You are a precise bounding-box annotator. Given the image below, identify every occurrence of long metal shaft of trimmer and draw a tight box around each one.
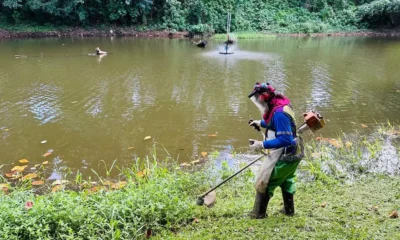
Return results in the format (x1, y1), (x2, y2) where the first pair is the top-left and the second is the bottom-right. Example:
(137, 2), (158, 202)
(200, 154), (265, 198)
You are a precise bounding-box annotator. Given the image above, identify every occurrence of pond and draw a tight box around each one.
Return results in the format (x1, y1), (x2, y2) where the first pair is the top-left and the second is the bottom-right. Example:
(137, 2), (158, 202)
(0, 36), (399, 174)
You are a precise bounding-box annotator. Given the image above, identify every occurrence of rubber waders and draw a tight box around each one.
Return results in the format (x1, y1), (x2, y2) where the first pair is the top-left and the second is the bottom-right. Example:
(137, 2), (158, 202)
(249, 191), (270, 219)
(282, 191), (295, 216)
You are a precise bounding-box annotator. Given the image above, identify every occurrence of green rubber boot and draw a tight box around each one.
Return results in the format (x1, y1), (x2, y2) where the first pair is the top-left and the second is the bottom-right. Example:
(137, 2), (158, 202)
(249, 191), (270, 219)
(282, 191), (295, 216)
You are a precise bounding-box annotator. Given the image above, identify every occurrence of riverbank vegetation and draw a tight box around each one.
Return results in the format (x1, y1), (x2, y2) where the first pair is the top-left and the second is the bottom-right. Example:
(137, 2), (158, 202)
(0, 124), (399, 239)
(0, 0), (400, 35)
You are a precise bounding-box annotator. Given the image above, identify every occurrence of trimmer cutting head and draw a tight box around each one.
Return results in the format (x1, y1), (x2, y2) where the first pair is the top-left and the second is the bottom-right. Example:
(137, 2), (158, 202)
(196, 191), (216, 208)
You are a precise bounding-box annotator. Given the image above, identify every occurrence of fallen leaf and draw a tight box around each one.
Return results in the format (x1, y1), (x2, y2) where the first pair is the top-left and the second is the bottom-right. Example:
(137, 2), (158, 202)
(41, 140), (47, 144)
(111, 181), (127, 190)
(25, 201), (33, 210)
(144, 136), (152, 141)
(32, 180), (44, 186)
(42, 161), (49, 165)
(3, 128), (9, 132)
(11, 165), (27, 172)
(137, 169), (149, 178)
(350, 122), (356, 125)
(52, 180), (69, 186)
(71, 101), (78, 104)
(127, 147), (135, 150)
(201, 152), (208, 157)
(208, 134), (217, 137)
(345, 142), (353, 148)
(102, 181), (114, 186)
(315, 137), (322, 141)
(180, 163), (191, 167)
(191, 160), (201, 165)
(361, 124), (368, 128)
(89, 186), (106, 192)
(0, 183), (9, 194)
(22, 173), (38, 181)
(43, 152), (52, 157)
(248, 227), (254, 232)
(321, 202), (327, 208)
(19, 159), (29, 164)
(389, 211), (398, 219)
(52, 185), (64, 192)
(371, 206), (379, 211)
(193, 218), (200, 223)
(146, 229), (152, 238)
(34, 164), (41, 168)
(329, 139), (342, 148)
(5, 171), (21, 179)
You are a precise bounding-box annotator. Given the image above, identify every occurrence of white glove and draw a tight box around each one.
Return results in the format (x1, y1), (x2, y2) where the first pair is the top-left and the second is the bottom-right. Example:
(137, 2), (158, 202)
(249, 139), (264, 151)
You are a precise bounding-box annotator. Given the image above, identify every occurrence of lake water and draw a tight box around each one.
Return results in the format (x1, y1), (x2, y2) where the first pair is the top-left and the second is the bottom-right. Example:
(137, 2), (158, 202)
(0, 36), (399, 174)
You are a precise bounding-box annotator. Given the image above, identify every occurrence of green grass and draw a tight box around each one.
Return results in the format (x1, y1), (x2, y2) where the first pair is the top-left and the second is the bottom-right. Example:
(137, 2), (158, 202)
(158, 176), (400, 239)
(0, 124), (399, 239)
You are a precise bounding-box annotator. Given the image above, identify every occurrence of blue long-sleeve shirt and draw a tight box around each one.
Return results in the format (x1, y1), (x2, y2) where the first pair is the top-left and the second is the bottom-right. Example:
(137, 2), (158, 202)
(260, 112), (295, 149)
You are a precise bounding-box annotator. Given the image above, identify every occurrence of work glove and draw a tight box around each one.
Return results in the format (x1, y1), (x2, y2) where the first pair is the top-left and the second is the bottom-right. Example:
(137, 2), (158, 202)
(248, 119), (262, 131)
(249, 139), (265, 152)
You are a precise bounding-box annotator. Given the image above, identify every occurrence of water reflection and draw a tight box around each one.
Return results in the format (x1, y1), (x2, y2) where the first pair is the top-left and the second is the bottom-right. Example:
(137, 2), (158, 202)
(24, 83), (63, 125)
(0, 37), (399, 173)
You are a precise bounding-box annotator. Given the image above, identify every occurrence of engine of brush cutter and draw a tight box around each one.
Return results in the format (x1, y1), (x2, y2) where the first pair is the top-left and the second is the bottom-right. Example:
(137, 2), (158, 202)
(298, 110), (325, 134)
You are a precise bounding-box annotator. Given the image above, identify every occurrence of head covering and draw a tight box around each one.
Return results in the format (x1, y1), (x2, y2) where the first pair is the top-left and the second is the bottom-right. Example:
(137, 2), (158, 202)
(248, 82), (291, 123)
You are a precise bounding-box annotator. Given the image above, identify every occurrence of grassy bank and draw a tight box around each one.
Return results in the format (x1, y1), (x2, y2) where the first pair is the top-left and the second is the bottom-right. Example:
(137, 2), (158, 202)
(1, 124), (400, 239)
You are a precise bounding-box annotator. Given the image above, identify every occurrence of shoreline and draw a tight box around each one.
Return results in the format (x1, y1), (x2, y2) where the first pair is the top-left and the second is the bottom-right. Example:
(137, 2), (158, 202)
(1, 27), (400, 39)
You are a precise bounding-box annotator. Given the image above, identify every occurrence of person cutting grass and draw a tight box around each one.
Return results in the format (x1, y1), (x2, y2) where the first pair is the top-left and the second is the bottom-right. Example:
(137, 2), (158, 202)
(248, 82), (304, 219)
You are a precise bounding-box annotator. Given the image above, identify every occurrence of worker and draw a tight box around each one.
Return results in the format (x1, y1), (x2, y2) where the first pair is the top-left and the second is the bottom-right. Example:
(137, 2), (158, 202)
(248, 82), (304, 219)
(95, 47), (107, 55)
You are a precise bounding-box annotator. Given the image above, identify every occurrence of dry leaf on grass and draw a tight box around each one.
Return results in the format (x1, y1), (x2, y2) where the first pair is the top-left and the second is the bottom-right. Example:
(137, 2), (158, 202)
(208, 134), (217, 137)
(345, 141), (353, 148)
(52, 185), (64, 192)
(52, 180), (69, 186)
(137, 169), (149, 178)
(111, 181), (127, 190)
(361, 124), (368, 128)
(144, 136), (152, 141)
(0, 183), (9, 194)
(32, 180), (44, 186)
(201, 152), (208, 157)
(321, 202), (327, 208)
(42, 161), (49, 165)
(11, 165), (27, 172)
(329, 139), (342, 148)
(389, 211), (398, 219)
(22, 173), (38, 181)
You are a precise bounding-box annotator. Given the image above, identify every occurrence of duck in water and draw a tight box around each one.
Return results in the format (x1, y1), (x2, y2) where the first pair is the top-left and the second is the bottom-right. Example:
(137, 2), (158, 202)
(95, 47), (107, 55)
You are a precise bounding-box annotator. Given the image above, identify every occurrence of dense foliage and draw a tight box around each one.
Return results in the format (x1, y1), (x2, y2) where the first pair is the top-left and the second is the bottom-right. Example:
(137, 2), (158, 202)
(0, 0), (399, 33)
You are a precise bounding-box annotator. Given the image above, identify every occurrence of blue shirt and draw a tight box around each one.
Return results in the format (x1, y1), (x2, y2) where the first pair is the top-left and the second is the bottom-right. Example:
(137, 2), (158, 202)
(260, 112), (295, 149)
